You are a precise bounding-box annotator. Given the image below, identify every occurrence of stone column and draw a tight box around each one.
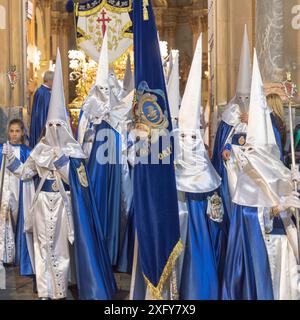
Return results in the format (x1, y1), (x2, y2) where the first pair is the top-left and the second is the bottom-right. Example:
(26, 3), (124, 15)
(215, 0), (229, 106)
(153, 7), (164, 36)
(256, 0), (284, 83)
(176, 10), (193, 93)
(191, 13), (201, 52)
(0, 0), (26, 109)
(61, 13), (74, 104)
(0, 0), (9, 111)
(51, 11), (61, 59)
(163, 10), (177, 50)
(213, 0), (255, 105)
(228, 0), (255, 98)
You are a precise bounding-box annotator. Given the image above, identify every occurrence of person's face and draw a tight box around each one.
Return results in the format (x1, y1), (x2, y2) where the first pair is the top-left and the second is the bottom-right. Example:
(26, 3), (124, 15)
(45, 79), (53, 89)
(8, 124), (24, 144)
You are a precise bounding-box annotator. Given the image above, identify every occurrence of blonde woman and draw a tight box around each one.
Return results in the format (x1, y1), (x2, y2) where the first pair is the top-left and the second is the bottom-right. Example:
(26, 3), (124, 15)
(266, 93), (286, 161)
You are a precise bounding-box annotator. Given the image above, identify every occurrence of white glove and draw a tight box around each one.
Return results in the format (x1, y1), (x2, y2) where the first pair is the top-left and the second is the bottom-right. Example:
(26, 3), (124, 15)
(280, 192), (300, 210)
(53, 147), (64, 159)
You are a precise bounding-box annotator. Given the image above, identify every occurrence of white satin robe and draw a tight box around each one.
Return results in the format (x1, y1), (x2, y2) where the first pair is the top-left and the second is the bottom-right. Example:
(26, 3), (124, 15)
(0, 146), (21, 266)
(11, 156), (74, 299)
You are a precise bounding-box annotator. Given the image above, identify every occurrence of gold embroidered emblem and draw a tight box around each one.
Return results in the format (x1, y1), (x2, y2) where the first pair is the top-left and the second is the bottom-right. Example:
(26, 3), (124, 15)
(77, 163), (89, 188)
(238, 135), (246, 146)
(52, 181), (59, 192)
(207, 193), (224, 223)
(133, 92), (168, 141)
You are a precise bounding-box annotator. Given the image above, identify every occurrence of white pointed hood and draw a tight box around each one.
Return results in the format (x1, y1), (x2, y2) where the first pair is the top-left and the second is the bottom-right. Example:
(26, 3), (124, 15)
(80, 31), (110, 116)
(247, 49), (277, 147)
(222, 25), (252, 125)
(176, 34), (221, 193)
(119, 54), (134, 99)
(77, 34), (110, 144)
(232, 49), (292, 208)
(108, 69), (122, 97)
(31, 48), (86, 169)
(167, 50), (174, 82)
(109, 83), (121, 108)
(96, 31), (109, 89)
(167, 50), (180, 128)
(179, 35), (203, 131)
(236, 25), (252, 97)
(47, 49), (68, 123)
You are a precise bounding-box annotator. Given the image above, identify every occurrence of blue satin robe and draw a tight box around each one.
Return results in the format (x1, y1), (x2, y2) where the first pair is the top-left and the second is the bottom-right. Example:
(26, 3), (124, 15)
(222, 205), (274, 300)
(69, 158), (117, 300)
(211, 121), (234, 220)
(213, 117), (283, 300)
(117, 200), (135, 274)
(180, 191), (221, 300)
(87, 121), (122, 267)
(0, 144), (34, 276)
(29, 85), (51, 148)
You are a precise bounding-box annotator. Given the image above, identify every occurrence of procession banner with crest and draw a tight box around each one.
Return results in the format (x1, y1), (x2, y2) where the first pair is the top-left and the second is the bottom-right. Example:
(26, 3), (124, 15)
(132, 0), (182, 300)
(75, 0), (133, 63)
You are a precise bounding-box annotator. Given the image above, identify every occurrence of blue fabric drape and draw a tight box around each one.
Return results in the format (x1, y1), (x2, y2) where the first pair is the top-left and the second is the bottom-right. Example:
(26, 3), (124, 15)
(211, 121), (233, 221)
(132, 0), (181, 290)
(69, 158), (116, 300)
(29, 85), (51, 148)
(222, 205), (274, 300)
(14, 145), (34, 276)
(117, 201), (135, 273)
(87, 121), (122, 266)
(180, 192), (219, 300)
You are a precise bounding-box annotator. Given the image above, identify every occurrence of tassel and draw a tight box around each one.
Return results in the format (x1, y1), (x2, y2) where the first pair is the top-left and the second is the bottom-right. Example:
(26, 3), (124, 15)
(143, 0), (149, 21)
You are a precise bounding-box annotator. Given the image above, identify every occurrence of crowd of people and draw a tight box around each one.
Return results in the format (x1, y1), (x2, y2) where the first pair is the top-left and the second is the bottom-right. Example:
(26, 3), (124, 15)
(0, 9), (299, 300)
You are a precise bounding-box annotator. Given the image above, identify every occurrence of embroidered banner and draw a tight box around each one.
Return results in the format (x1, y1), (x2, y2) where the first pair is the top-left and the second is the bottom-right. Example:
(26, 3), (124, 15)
(76, 0), (132, 63)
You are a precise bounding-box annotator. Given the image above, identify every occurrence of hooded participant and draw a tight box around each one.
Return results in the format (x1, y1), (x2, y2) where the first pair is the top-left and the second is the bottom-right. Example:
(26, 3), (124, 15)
(86, 78), (134, 267)
(6, 49), (116, 300)
(77, 31), (126, 159)
(222, 50), (300, 300)
(175, 34), (228, 299)
(167, 50), (180, 129)
(211, 25), (252, 218)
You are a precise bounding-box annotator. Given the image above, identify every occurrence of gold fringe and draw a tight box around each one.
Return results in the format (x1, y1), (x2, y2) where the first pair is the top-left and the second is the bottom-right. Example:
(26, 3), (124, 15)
(143, 239), (183, 300)
(76, 1), (132, 17)
(77, 27), (92, 40)
(122, 21), (133, 39)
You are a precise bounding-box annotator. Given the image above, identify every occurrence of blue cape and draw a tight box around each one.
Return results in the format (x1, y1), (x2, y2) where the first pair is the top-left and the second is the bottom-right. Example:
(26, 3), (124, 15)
(87, 121), (122, 266)
(29, 85), (51, 148)
(69, 158), (117, 300)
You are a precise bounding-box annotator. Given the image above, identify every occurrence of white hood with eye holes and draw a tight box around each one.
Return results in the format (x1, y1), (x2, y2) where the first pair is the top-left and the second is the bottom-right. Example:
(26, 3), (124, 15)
(176, 34), (221, 193)
(30, 49), (87, 171)
(222, 25), (252, 126)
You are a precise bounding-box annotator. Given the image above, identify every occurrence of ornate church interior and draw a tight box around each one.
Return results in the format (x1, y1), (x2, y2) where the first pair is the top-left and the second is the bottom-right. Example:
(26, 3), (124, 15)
(0, 0), (300, 302)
